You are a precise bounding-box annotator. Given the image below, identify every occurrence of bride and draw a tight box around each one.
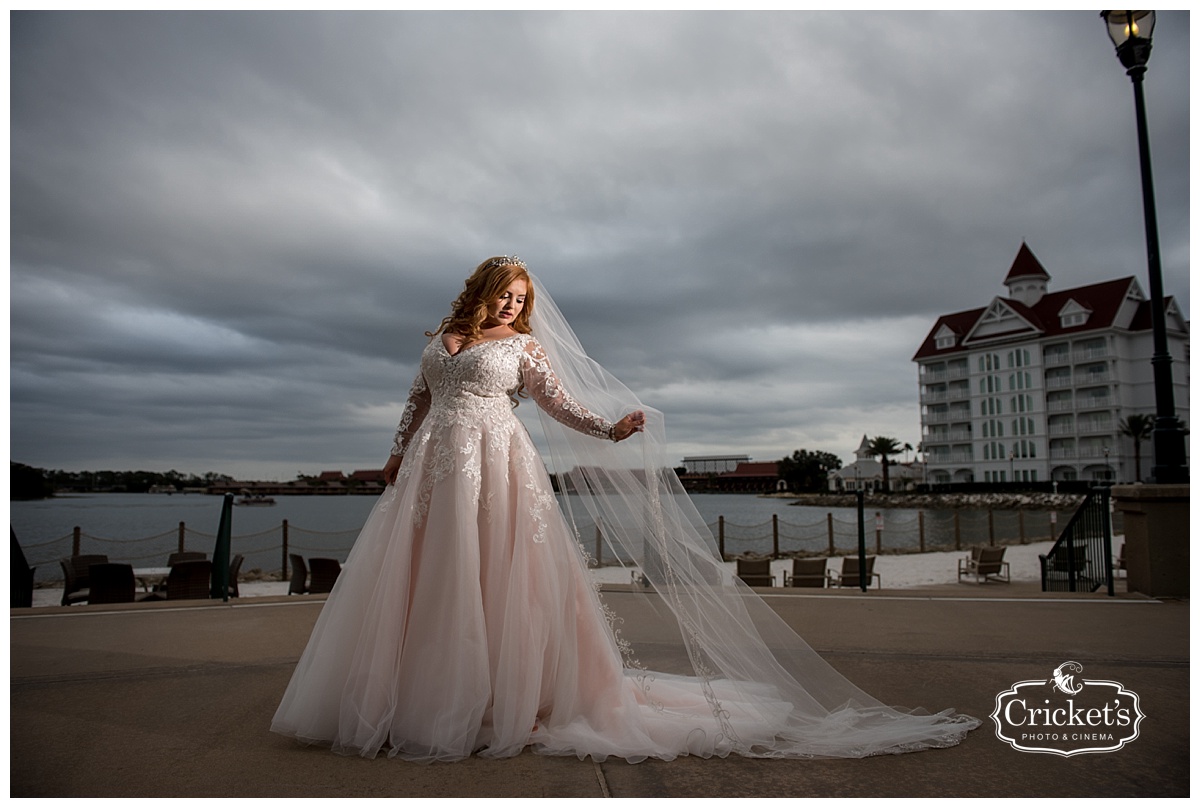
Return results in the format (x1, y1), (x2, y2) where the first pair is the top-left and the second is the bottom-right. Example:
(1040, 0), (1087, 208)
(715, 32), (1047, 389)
(270, 256), (979, 763)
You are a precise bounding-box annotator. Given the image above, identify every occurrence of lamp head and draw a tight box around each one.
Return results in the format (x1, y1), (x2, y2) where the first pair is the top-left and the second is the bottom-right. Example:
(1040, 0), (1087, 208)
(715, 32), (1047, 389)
(1101, 10), (1155, 70)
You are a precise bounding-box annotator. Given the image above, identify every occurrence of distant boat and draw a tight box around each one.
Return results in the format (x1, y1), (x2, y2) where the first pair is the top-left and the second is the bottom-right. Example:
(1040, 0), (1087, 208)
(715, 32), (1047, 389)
(235, 493), (276, 506)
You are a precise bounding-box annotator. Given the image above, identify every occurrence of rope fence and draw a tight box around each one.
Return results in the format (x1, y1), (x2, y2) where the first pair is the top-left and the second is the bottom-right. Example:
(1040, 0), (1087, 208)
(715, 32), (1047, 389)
(22, 505), (1101, 584)
(706, 507), (1092, 560)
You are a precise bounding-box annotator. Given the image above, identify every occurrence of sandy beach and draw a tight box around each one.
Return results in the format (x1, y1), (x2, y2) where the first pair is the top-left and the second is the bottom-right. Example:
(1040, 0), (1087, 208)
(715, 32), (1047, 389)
(31, 540), (1080, 607)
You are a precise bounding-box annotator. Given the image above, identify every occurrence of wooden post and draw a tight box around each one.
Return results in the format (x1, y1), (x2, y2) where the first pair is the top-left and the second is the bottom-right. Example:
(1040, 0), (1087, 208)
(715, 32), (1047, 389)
(281, 519), (289, 579)
(827, 513), (834, 556)
(875, 512), (882, 554)
(988, 510), (995, 546)
(918, 511), (925, 553)
(772, 514), (779, 558)
(954, 512), (961, 551)
(718, 516), (725, 559)
(1018, 511), (1026, 544)
(72, 526), (81, 556)
(178, 521), (186, 552)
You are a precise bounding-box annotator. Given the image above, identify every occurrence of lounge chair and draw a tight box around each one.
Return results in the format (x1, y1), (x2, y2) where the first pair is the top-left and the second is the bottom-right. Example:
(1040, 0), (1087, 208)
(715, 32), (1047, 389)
(958, 546), (1011, 584)
(11, 529), (35, 608)
(827, 556), (881, 589)
(288, 554), (309, 595)
(165, 559), (212, 600)
(735, 556), (775, 587)
(308, 558), (342, 594)
(87, 563), (139, 604)
(229, 553), (244, 597)
(783, 557), (828, 588)
(59, 554), (109, 606)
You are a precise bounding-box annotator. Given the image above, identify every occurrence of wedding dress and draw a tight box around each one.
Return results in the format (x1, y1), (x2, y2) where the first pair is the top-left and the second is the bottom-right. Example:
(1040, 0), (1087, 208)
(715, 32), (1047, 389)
(271, 276), (979, 764)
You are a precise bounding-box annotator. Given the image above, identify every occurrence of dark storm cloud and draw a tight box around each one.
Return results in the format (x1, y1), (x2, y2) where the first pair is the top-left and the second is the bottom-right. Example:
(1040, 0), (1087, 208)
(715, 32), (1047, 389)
(10, 10), (1190, 479)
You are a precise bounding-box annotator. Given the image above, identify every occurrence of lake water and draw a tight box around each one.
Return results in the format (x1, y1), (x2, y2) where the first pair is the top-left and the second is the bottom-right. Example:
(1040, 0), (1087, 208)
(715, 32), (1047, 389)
(13, 491), (1064, 583)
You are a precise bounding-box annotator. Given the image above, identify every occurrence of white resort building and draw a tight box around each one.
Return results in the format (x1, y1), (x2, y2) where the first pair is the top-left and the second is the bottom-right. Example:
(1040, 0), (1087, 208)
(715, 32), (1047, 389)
(681, 455), (751, 474)
(913, 244), (1189, 486)
(828, 436), (924, 493)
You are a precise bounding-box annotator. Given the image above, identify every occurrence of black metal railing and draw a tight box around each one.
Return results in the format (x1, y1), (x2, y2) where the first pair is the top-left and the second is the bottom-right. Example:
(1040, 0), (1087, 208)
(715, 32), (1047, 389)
(1039, 487), (1114, 595)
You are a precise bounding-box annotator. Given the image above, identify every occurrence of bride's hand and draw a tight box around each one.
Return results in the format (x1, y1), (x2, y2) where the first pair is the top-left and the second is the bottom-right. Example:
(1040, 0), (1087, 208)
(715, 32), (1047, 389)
(612, 411), (646, 442)
(383, 454), (403, 485)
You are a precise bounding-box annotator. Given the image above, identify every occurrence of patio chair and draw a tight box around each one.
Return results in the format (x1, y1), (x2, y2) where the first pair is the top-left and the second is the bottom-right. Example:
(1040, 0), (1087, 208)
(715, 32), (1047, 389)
(827, 556), (881, 589)
(59, 554), (109, 606)
(167, 551), (206, 566)
(735, 556), (775, 587)
(11, 529), (35, 608)
(165, 559), (212, 600)
(309, 558), (342, 594)
(288, 554), (309, 595)
(87, 563), (138, 604)
(783, 557), (828, 588)
(958, 546), (1011, 584)
(228, 553), (244, 597)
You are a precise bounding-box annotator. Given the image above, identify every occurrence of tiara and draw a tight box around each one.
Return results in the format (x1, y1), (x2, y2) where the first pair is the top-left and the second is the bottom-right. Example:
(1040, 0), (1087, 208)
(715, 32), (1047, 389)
(484, 255), (527, 270)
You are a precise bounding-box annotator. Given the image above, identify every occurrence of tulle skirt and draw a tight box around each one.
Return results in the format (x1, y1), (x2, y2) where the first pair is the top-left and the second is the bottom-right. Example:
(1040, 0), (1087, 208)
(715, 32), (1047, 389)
(271, 410), (977, 763)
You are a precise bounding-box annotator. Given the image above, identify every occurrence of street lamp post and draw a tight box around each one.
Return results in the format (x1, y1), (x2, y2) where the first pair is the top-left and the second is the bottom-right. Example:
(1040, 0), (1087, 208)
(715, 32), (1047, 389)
(1100, 11), (1188, 484)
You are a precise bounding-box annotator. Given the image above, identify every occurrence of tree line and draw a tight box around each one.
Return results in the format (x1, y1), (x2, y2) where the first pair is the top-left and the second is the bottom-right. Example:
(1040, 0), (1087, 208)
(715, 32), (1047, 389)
(10, 463), (234, 500)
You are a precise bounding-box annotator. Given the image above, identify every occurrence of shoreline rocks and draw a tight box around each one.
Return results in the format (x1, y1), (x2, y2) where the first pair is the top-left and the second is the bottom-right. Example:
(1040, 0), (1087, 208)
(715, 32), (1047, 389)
(765, 491), (1084, 511)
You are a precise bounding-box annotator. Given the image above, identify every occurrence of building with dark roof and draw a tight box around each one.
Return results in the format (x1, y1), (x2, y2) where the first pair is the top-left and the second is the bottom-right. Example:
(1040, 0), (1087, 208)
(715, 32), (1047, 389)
(913, 244), (1189, 485)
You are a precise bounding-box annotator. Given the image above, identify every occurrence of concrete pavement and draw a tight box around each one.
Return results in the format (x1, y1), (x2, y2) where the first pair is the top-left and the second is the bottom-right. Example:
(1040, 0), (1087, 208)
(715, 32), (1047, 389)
(10, 582), (1188, 798)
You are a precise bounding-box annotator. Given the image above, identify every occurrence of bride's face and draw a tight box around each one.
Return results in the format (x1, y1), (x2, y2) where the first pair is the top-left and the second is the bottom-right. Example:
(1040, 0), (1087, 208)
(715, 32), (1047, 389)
(484, 278), (527, 328)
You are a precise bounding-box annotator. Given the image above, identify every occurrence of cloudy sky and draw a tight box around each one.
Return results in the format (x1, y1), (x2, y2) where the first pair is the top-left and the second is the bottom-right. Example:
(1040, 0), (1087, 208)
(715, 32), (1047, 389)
(10, 10), (1191, 481)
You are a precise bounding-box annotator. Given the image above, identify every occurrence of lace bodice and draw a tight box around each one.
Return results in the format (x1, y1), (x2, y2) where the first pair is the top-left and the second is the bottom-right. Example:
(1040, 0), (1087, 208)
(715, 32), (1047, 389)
(391, 333), (614, 456)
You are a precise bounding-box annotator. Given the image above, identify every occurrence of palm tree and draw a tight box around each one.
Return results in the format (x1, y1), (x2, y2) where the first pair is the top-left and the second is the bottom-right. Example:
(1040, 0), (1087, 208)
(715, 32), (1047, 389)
(1119, 414), (1155, 482)
(867, 436), (902, 493)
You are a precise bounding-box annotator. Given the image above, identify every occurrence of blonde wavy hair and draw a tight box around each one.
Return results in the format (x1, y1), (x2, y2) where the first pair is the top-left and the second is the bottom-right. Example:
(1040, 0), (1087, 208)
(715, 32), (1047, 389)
(428, 257), (535, 343)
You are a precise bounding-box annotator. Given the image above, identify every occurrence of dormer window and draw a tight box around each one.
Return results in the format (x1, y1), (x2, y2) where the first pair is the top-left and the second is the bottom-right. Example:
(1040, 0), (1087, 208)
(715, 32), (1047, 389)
(1058, 299), (1092, 329)
(934, 324), (957, 350)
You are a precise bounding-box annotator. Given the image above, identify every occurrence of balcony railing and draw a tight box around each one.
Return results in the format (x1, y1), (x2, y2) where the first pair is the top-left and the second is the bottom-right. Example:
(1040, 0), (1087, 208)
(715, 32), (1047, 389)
(1049, 448), (1077, 460)
(1048, 424), (1076, 436)
(1047, 400), (1074, 412)
(1073, 348), (1110, 362)
(1075, 371), (1111, 385)
(1046, 376), (1073, 389)
(1043, 351), (1071, 366)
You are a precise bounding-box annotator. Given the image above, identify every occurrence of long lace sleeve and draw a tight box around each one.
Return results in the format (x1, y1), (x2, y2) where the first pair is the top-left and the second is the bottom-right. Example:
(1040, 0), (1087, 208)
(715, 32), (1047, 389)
(390, 370), (432, 456)
(519, 337), (615, 441)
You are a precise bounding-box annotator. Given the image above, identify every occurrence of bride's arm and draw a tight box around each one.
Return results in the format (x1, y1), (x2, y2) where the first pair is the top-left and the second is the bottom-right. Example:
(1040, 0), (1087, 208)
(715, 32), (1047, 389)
(384, 370), (432, 484)
(519, 338), (644, 441)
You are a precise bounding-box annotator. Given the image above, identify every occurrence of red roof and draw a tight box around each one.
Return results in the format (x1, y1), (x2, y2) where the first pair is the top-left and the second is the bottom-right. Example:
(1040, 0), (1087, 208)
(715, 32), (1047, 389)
(317, 471), (345, 481)
(1003, 242), (1051, 283)
(914, 275), (1142, 360)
